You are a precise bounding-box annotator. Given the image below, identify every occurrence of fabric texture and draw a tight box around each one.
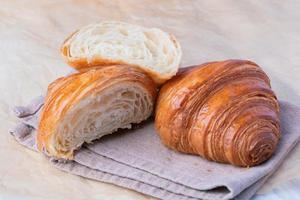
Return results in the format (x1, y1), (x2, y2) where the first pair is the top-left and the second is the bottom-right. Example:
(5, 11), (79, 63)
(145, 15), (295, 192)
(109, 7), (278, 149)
(9, 96), (300, 200)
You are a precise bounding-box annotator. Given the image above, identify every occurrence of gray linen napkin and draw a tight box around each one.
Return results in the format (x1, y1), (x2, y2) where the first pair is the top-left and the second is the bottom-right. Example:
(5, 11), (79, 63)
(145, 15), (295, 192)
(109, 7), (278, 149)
(9, 96), (300, 200)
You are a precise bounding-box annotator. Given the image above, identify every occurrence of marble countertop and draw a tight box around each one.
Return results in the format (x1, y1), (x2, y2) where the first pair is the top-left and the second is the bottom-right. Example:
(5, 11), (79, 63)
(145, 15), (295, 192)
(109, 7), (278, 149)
(0, 0), (300, 199)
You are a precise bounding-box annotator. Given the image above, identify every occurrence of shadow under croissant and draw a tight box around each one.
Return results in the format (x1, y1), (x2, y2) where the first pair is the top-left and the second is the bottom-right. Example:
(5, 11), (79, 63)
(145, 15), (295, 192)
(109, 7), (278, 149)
(78, 116), (277, 168)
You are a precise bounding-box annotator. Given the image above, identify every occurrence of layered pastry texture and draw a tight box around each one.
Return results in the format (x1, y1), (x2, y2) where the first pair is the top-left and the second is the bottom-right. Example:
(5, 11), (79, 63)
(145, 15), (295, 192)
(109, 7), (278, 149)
(155, 60), (280, 167)
(61, 21), (182, 85)
(38, 65), (157, 159)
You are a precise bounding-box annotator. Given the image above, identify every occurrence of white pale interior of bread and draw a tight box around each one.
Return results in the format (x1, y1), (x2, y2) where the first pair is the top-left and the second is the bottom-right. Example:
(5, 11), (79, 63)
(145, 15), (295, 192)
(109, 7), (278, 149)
(50, 84), (153, 156)
(68, 22), (182, 77)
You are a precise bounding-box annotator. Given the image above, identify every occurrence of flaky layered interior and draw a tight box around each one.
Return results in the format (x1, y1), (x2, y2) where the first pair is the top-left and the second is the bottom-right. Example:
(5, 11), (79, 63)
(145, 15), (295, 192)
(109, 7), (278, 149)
(38, 65), (156, 160)
(47, 84), (153, 159)
(64, 21), (182, 78)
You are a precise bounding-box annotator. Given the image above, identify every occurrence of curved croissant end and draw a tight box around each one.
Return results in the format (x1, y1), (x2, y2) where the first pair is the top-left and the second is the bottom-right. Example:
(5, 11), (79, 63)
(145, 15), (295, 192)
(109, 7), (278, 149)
(61, 21), (182, 85)
(38, 65), (157, 159)
(155, 60), (280, 167)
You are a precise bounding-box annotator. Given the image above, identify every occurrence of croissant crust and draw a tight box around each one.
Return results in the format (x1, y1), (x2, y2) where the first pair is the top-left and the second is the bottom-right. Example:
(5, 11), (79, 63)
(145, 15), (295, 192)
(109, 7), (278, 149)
(155, 60), (280, 167)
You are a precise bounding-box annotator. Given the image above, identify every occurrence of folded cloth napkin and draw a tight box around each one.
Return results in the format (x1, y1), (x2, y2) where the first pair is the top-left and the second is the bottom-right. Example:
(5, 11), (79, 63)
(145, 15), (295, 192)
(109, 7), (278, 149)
(9, 96), (300, 200)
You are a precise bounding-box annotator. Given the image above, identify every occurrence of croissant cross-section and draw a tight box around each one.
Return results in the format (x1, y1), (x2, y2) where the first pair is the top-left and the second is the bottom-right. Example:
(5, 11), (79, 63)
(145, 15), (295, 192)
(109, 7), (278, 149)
(38, 65), (157, 159)
(155, 60), (280, 167)
(61, 21), (182, 85)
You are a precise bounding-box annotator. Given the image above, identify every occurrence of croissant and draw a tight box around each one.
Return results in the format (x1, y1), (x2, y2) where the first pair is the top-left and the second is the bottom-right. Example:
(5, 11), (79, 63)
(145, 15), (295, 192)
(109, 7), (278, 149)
(38, 65), (157, 159)
(61, 21), (182, 85)
(155, 60), (280, 167)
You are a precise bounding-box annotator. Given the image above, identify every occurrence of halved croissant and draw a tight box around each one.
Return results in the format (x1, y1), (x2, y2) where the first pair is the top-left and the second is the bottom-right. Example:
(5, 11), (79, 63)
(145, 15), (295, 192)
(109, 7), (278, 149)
(38, 65), (157, 159)
(61, 21), (182, 85)
(155, 60), (280, 167)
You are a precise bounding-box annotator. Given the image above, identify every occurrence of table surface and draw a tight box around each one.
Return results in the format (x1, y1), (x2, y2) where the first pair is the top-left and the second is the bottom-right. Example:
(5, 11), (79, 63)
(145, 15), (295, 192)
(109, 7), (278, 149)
(1, 0), (300, 199)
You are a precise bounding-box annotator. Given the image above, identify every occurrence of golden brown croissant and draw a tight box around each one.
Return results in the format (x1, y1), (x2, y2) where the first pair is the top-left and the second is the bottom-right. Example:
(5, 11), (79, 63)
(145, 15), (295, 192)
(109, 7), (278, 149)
(38, 65), (157, 159)
(155, 60), (280, 167)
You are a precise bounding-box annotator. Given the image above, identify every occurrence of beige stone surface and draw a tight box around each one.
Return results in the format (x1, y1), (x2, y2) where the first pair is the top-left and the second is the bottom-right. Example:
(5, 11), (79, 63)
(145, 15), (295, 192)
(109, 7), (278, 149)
(0, 0), (300, 199)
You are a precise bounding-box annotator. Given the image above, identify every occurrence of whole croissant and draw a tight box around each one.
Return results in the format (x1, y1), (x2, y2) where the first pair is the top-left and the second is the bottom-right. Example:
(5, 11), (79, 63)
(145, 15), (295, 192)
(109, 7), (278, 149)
(38, 65), (157, 159)
(155, 60), (280, 167)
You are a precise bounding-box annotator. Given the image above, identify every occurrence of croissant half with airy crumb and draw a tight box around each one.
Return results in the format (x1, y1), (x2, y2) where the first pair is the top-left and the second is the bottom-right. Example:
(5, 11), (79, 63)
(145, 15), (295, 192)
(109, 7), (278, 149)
(38, 65), (157, 159)
(155, 60), (280, 167)
(61, 21), (182, 85)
